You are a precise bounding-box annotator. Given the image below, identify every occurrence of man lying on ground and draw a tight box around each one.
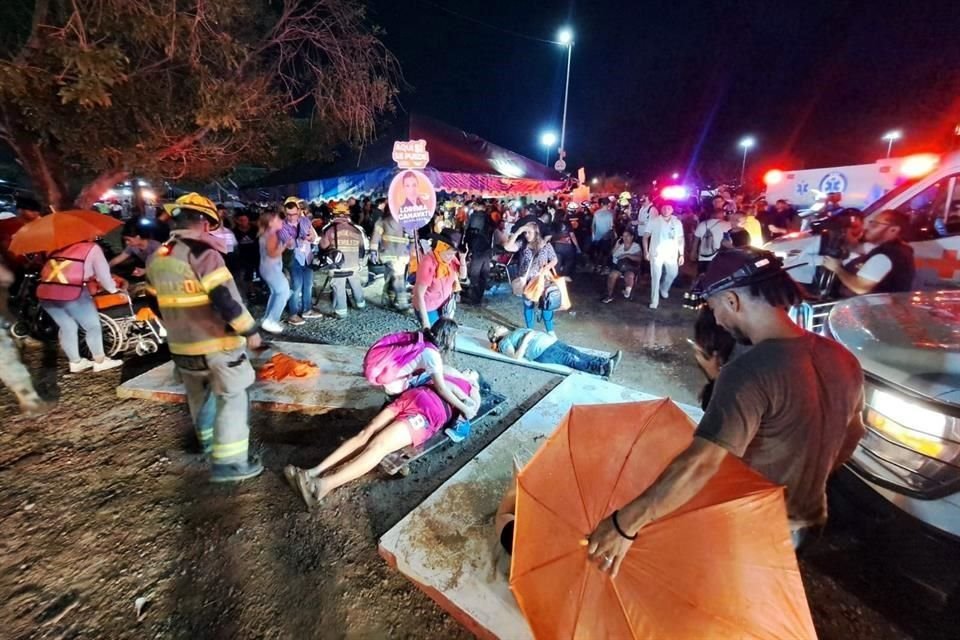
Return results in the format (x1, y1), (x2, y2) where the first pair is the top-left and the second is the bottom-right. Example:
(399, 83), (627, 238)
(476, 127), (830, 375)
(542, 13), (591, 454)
(486, 324), (622, 378)
(285, 368), (481, 508)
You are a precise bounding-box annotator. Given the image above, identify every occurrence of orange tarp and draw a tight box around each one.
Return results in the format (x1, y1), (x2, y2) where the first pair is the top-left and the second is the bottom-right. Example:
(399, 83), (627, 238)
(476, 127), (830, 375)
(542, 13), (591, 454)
(510, 399), (816, 639)
(257, 353), (320, 382)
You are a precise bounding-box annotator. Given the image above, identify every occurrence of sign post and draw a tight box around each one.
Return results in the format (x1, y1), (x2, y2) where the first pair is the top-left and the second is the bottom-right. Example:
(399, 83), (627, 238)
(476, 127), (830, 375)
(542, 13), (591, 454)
(389, 139), (437, 267)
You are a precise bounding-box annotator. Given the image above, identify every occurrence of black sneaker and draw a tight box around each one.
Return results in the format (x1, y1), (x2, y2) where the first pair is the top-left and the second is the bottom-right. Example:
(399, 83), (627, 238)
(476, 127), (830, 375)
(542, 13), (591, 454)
(210, 456), (264, 483)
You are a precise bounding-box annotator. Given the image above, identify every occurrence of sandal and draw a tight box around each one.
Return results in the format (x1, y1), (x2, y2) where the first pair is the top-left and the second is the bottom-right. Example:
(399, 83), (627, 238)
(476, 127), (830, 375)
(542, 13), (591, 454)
(283, 465), (299, 493)
(294, 470), (322, 510)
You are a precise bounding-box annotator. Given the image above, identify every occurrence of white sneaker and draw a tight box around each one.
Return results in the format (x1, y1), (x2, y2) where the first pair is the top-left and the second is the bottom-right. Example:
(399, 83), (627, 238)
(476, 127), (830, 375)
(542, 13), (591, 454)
(92, 357), (123, 372)
(355, 300), (367, 309)
(261, 319), (284, 334)
(649, 302), (659, 309)
(547, 331), (557, 338)
(623, 287), (632, 299)
(302, 309), (323, 319)
(69, 358), (94, 373)
(660, 290), (670, 299)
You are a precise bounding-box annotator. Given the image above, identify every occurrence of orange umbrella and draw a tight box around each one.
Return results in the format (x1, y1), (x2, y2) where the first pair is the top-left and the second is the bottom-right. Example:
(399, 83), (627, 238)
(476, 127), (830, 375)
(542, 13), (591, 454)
(9, 210), (122, 255)
(510, 400), (816, 640)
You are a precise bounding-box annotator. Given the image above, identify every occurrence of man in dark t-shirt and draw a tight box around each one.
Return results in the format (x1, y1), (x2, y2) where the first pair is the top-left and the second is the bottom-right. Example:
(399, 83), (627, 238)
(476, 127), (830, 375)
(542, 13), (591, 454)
(587, 248), (864, 576)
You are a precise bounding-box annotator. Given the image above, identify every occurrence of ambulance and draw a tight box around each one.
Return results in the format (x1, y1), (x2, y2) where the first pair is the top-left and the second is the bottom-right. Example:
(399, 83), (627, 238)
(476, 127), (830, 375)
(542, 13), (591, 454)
(763, 156), (917, 211)
(770, 150), (960, 291)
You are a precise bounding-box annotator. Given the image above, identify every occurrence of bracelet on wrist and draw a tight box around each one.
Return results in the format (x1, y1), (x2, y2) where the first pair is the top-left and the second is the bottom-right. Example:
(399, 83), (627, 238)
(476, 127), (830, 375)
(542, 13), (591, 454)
(612, 509), (638, 541)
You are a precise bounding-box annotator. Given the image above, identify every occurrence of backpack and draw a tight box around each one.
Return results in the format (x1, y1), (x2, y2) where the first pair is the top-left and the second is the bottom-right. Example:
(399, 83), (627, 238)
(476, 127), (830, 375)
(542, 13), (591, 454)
(700, 220), (720, 258)
(363, 331), (432, 386)
(539, 280), (563, 311)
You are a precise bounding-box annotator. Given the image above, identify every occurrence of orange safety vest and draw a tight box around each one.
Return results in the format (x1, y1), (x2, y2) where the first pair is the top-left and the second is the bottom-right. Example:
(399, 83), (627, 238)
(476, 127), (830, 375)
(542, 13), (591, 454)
(37, 242), (94, 301)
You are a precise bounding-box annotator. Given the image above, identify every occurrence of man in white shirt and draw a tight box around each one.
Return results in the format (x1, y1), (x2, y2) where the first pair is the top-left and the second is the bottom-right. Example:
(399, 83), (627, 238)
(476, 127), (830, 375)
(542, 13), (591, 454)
(591, 202), (615, 272)
(644, 204), (685, 309)
(693, 202), (731, 275)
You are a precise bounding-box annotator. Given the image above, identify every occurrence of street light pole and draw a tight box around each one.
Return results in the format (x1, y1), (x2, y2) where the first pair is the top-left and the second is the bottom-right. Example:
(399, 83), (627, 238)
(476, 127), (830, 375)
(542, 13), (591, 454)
(738, 136), (755, 185)
(882, 129), (902, 158)
(560, 43), (572, 161)
(557, 28), (574, 166)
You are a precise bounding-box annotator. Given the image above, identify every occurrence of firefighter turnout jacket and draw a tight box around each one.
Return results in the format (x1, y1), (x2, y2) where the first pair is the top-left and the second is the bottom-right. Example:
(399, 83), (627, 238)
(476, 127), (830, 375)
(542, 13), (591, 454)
(320, 217), (368, 275)
(146, 230), (257, 355)
(371, 215), (410, 261)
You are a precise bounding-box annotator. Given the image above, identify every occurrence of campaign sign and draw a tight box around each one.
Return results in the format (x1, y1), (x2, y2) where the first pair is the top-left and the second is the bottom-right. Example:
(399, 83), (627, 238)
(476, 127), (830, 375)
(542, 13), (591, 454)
(392, 140), (430, 170)
(388, 169), (436, 233)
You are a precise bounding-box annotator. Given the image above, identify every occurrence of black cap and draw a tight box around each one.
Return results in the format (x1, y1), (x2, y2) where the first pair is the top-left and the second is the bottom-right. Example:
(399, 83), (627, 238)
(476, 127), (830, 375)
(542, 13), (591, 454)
(693, 248), (789, 298)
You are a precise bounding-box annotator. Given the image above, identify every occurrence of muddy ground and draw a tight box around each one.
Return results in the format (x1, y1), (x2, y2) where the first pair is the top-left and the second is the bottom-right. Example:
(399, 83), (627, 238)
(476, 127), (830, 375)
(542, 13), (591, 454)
(1, 272), (956, 639)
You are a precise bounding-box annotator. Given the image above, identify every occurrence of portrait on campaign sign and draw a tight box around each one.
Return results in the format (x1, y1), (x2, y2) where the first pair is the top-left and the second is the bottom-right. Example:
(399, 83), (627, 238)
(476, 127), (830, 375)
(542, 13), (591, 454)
(388, 169), (436, 233)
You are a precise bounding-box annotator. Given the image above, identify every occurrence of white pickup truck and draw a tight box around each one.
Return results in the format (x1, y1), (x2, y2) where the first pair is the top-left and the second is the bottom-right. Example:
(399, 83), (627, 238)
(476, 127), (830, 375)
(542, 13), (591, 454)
(827, 291), (960, 539)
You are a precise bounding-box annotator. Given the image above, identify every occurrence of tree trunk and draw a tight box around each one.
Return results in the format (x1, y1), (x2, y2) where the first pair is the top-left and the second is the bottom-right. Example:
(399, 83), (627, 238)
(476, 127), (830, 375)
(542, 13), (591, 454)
(12, 141), (72, 212)
(75, 170), (129, 211)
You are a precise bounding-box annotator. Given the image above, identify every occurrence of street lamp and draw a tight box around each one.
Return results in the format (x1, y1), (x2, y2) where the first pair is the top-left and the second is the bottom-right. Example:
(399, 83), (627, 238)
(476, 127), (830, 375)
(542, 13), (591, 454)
(738, 136), (756, 185)
(882, 129), (902, 158)
(540, 131), (558, 165)
(671, 172), (680, 180)
(556, 28), (574, 169)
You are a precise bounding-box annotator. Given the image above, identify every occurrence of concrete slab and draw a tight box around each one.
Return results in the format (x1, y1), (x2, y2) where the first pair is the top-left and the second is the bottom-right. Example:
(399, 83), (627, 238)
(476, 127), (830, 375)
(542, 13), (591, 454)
(117, 341), (382, 415)
(454, 325), (612, 376)
(378, 373), (703, 639)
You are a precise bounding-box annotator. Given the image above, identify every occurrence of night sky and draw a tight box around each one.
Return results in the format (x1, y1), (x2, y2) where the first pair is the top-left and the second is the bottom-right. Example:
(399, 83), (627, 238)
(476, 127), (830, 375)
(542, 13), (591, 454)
(370, 0), (960, 183)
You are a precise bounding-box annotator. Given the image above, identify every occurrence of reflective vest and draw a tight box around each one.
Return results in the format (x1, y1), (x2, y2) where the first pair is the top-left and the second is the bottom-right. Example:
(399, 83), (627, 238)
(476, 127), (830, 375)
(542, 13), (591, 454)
(37, 242), (94, 301)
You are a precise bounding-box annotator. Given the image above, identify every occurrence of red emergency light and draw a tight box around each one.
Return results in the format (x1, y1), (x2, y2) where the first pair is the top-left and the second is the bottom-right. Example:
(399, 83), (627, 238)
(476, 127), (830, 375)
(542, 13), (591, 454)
(900, 153), (939, 178)
(660, 185), (688, 201)
(763, 169), (784, 186)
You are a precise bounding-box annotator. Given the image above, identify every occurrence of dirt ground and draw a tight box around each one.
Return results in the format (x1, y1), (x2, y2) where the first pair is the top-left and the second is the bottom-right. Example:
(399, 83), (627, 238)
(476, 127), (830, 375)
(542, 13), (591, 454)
(0, 271), (954, 639)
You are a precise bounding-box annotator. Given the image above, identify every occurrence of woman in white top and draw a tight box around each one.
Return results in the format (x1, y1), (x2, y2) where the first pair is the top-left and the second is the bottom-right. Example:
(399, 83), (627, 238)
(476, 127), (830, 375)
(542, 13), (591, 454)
(644, 204), (685, 309)
(258, 210), (292, 333)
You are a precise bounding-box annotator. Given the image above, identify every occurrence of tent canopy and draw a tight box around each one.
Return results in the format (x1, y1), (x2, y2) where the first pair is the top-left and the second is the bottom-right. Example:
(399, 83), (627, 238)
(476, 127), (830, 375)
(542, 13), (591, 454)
(252, 114), (565, 200)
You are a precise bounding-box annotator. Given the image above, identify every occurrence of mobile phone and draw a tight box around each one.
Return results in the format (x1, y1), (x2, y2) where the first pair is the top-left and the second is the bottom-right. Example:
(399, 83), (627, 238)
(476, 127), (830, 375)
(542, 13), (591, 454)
(685, 338), (698, 348)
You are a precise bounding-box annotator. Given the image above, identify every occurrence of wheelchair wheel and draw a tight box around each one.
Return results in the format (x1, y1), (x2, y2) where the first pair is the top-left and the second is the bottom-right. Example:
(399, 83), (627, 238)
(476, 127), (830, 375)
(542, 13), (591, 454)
(79, 314), (124, 358)
(135, 339), (159, 356)
(10, 321), (30, 340)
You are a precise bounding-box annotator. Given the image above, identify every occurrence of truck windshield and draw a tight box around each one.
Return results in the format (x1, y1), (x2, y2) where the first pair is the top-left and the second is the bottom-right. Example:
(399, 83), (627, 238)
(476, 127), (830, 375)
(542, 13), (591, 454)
(861, 177), (922, 217)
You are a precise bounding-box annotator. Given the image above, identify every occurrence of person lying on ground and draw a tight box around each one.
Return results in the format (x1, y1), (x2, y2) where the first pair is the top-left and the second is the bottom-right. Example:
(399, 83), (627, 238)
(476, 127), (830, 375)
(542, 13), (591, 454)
(363, 318), (476, 419)
(285, 368), (482, 508)
(486, 324), (622, 378)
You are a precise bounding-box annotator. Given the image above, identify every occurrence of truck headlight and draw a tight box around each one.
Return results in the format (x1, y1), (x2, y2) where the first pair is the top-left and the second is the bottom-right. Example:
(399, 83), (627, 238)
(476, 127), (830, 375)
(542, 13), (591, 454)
(865, 388), (955, 460)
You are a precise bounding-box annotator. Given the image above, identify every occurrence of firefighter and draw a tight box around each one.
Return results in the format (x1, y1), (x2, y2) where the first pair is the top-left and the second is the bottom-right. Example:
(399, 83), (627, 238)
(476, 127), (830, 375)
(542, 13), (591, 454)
(147, 193), (263, 483)
(369, 198), (411, 310)
(319, 202), (368, 318)
(0, 257), (47, 413)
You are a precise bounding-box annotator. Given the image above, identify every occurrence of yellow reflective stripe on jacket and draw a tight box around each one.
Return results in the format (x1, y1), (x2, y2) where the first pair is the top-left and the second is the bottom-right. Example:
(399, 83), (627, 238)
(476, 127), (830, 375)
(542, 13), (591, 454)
(169, 336), (245, 356)
(382, 234), (410, 244)
(230, 309), (256, 335)
(200, 266), (234, 292)
(156, 293), (210, 308)
(212, 440), (248, 460)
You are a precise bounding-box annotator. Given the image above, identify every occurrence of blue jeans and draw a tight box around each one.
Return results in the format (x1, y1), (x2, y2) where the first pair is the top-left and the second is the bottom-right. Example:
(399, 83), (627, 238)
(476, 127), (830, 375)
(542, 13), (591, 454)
(535, 342), (607, 375)
(287, 260), (314, 316)
(41, 291), (104, 362)
(522, 299), (554, 332)
(259, 262), (290, 324)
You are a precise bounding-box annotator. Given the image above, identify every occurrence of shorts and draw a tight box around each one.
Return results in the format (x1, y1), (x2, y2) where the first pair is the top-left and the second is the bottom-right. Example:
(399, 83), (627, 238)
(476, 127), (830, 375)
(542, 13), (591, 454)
(391, 387), (452, 446)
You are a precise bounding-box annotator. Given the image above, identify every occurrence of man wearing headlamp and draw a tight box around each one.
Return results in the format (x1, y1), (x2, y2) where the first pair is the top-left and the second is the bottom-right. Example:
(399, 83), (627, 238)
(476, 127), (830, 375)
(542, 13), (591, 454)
(588, 248), (866, 575)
